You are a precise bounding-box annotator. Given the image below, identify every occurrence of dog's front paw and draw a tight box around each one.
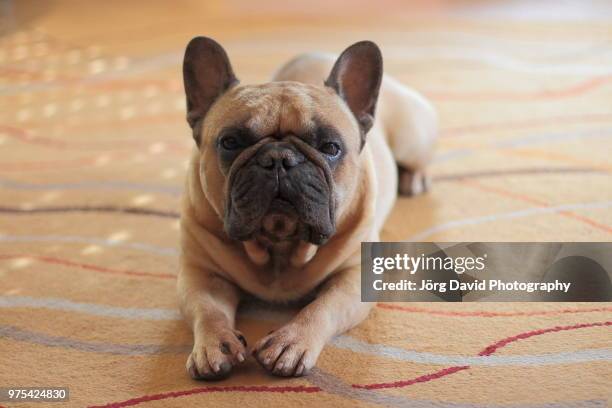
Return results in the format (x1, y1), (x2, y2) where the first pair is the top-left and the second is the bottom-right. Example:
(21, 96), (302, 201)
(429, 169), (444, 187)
(187, 328), (247, 381)
(251, 323), (323, 377)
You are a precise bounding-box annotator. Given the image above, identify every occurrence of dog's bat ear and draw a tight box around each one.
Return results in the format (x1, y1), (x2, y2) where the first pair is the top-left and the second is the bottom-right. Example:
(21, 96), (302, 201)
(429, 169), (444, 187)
(183, 36), (239, 145)
(325, 41), (383, 149)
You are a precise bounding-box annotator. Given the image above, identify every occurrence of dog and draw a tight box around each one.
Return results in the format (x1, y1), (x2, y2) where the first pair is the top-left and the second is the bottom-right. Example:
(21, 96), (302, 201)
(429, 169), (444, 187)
(177, 36), (437, 380)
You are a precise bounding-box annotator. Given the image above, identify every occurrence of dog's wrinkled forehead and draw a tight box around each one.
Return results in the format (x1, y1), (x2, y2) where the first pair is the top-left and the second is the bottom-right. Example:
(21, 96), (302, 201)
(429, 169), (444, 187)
(235, 83), (314, 135)
(205, 81), (359, 146)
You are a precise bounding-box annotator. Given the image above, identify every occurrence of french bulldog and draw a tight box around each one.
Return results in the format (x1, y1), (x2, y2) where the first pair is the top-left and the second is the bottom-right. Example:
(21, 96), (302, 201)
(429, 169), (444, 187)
(177, 36), (437, 380)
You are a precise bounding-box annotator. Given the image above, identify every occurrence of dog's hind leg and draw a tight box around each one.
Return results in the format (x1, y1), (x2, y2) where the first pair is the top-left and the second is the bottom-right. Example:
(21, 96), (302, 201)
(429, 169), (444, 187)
(378, 75), (438, 196)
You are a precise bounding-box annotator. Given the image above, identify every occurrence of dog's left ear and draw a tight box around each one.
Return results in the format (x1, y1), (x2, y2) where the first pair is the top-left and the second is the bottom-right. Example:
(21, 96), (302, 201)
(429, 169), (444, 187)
(183, 36), (239, 145)
(325, 41), (383, 149)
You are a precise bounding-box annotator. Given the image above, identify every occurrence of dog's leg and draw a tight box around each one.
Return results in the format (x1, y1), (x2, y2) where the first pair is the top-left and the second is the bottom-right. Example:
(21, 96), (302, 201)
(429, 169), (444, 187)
(398, 165), (431, 196)
(380, 77), (437, 196)
(251, 266), (371, 376)
(178, 265), (246, 380)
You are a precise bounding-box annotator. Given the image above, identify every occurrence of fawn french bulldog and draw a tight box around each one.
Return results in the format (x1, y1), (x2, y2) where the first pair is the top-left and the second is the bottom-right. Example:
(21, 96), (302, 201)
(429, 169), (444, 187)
(177, 36), (436, 380)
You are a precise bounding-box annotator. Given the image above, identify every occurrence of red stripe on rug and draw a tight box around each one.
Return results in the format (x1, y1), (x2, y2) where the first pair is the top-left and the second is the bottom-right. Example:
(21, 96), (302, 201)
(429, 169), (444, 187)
(0, 124), (68, 147)
(376, 303), (612, 317)
(88, 385), (321, 408)
(352, 320), (611, 390)
(352, 366), (469, 390)
(1, 122), (188, 152)
(457, 179), (612, 234)
(0, 254), (175, 280)
(478, 321), (612, 356)
(0, 151), (135, 172)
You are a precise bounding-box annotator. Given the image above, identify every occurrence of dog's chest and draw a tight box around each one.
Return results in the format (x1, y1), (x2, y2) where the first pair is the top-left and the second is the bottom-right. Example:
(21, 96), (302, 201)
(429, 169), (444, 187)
(245, 242), (315, 300)
(258, 241), (295, 282)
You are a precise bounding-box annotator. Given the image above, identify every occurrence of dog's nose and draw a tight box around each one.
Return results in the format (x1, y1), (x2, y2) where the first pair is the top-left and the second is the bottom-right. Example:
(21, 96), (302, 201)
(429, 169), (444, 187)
(256, 143), (304, 171)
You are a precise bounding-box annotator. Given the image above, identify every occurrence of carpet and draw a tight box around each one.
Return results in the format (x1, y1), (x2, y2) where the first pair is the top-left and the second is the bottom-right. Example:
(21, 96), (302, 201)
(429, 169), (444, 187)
(0, 1), (611, 407)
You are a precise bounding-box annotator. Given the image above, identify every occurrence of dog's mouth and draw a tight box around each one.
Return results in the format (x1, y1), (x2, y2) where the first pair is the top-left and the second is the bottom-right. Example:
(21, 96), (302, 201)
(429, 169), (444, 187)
(258, 199), (299, 245)
(230, 193), (328, 247)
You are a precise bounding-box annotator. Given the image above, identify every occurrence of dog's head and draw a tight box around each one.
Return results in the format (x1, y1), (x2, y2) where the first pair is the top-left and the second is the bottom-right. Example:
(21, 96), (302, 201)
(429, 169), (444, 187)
(183, 37), (382, 248)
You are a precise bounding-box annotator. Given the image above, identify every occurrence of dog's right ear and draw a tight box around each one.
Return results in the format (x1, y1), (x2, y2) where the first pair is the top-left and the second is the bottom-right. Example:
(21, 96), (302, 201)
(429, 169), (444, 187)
(183, 36), (238, 146)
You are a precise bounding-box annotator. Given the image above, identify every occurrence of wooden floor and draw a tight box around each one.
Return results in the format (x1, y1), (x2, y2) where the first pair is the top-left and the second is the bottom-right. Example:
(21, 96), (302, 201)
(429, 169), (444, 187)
(1, 1), (611, 407)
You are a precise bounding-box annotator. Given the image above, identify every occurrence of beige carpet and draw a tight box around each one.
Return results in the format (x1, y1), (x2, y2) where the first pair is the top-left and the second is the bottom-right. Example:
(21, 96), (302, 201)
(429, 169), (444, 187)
(1, 1), (611, 407)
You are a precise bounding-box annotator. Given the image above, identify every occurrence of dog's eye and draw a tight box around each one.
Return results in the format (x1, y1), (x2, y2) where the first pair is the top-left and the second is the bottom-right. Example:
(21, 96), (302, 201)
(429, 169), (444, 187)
(319, 142), (341, 158)
(220, 136), (240, 150)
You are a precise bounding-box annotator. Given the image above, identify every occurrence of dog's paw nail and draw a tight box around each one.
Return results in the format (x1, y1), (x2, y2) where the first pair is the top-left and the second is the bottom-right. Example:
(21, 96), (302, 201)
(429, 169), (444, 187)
(295, 363), (305, 377)
(237, 352), (245, 362)
(212, 363), (220, 373)
(259, 338), (273, 351)
(188, 363), (200, 379)
(236, 334), (247, 347)
(220, 341), (231, 355)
